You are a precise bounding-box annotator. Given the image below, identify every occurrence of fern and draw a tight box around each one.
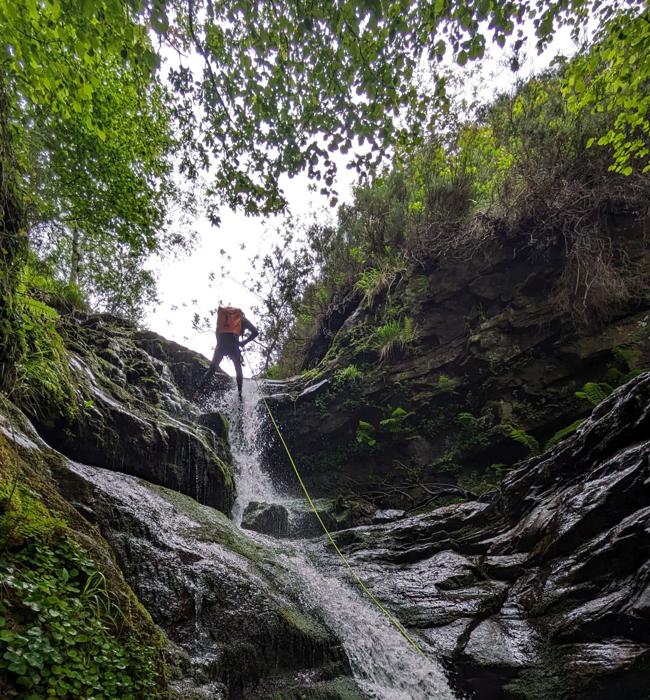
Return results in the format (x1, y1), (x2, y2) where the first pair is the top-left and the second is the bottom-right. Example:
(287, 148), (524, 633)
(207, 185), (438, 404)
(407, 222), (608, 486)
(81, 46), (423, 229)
(11, 287), (78, 420)
(355, 267), (394, 308)
(499, 423), (539, 453)
(373, 317), (417, 360)
(575, 381), (613, 407)
(545, 419), (586, 450)
(456, 412), (479, 428)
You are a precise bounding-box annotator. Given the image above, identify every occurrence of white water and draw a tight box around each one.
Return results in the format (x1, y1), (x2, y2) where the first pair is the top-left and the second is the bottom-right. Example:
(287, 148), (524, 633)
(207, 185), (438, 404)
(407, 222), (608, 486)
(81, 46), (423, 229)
(212, 379), (457, 700)
(210, 380), (287, 524)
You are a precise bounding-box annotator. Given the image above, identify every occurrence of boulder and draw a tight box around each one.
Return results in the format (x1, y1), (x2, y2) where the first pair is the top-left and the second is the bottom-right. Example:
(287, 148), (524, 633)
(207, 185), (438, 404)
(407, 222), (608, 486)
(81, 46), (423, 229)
(242, 502), (290, 537)
(242, 498), (377, 539)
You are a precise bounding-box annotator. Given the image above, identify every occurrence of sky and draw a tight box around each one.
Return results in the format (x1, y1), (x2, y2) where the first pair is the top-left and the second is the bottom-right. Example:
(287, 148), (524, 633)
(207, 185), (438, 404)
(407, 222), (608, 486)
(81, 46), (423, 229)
(145, 24), (576, 376)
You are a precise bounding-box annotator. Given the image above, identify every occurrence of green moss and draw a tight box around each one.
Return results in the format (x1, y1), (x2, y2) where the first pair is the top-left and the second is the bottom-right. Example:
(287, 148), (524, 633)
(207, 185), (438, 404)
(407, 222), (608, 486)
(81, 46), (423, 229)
(0, 435), (168, 698)
(149, 483), (272, 565)
(277, 605), (328, 642)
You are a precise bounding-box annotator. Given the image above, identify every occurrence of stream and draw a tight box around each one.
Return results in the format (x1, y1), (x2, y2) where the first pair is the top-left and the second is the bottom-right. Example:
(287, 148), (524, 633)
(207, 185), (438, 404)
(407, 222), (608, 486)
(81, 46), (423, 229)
(211, 379), (457, 700)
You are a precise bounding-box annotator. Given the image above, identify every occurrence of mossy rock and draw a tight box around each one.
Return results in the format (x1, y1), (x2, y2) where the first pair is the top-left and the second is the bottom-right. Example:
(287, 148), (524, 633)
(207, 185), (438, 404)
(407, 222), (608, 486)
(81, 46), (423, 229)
(0, 396), (169, 698)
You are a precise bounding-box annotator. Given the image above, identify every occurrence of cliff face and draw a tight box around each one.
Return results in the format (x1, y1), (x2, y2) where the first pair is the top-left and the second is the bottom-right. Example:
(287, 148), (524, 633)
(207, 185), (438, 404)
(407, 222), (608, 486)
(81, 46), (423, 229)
(263, 216), (650, 504)
(1, 308), (648, 699)
(327, 371), (650, 699)
(34, 313), (235, 513)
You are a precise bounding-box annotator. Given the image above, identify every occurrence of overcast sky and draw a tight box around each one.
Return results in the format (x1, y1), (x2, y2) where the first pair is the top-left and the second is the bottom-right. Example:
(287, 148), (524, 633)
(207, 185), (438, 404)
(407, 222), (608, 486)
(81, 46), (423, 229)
(145, 25), (575, 377)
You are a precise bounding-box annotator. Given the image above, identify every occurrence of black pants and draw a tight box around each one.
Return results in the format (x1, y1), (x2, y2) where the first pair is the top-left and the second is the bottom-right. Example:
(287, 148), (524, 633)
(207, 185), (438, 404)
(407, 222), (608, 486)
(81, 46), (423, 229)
(212, 333), (243, 393)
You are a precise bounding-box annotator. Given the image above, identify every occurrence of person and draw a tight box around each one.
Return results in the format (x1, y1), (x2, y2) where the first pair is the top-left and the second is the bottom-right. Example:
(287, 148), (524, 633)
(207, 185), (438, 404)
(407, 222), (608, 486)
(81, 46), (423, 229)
(195, 306), (258, 399)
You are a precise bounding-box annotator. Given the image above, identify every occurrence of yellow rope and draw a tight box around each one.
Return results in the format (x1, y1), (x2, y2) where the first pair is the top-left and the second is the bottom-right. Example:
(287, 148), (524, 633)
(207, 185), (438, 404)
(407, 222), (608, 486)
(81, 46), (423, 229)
(254, 381), (428, 659)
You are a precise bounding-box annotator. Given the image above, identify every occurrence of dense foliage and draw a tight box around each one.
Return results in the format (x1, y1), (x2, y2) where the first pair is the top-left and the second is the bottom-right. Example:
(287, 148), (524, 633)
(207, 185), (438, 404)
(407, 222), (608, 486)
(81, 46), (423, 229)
(2, 1), (182, 318)
(254, 45), (650, 376)
(138, 0), (650, 214)
(1, 0), (648, 389)
(0, 439), (166, 698)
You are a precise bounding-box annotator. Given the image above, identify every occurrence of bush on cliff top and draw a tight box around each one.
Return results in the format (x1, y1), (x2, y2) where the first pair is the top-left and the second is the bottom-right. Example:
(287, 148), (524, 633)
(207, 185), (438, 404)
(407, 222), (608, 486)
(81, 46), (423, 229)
(258, 26), (650, 377)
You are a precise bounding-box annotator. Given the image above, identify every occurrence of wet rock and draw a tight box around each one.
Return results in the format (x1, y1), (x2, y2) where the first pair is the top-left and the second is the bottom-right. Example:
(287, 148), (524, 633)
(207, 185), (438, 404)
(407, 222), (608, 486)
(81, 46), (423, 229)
(30, 312), (235, 514)
(53, 459), (359, 699)
(286, 497), (376, 537)
(243, 497), (377, 539)
(462, 615), (540, 668)
(242, 501), (290, 537)
(372, 509), (405, 524)
(329, 372), (650, 699)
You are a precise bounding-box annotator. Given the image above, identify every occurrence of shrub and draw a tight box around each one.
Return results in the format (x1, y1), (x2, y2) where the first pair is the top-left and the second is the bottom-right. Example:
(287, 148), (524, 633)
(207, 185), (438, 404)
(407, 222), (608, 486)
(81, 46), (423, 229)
(356, 420), (377, 447)
(379, 406), (414, 433)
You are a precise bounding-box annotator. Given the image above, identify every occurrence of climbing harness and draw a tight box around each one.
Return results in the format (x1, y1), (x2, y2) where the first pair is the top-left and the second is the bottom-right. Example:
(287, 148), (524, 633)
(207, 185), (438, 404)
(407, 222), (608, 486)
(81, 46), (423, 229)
(245, 355), (428, 659)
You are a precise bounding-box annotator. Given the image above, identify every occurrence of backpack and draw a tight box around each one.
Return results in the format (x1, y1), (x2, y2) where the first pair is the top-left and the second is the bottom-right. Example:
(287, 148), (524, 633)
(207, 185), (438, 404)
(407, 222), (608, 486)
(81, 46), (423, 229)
(216, 306), (243, 335)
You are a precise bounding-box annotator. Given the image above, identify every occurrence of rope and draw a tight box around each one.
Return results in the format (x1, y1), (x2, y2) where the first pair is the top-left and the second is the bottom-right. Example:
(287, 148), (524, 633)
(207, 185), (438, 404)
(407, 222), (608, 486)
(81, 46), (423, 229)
(250, 372), (428, 659)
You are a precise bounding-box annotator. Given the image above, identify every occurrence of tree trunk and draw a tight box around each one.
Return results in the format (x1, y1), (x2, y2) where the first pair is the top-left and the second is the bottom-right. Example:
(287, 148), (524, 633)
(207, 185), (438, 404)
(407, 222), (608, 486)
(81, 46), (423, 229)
(69, 226), (80, 287)
(0, 76), (28, 390)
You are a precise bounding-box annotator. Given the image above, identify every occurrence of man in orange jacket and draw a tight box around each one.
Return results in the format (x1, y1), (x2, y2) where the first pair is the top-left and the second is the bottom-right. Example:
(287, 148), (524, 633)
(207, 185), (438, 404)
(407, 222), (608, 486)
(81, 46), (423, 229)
(195, 306), (258, 399)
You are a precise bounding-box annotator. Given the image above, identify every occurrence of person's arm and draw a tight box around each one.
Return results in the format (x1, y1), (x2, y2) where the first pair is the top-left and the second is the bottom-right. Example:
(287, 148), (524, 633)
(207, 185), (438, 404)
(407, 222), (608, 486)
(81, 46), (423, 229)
(239, 318), (259, 347)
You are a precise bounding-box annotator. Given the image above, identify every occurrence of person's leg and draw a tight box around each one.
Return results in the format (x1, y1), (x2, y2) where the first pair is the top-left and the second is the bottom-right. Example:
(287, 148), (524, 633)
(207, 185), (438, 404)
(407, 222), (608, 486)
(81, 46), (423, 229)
(194, 344), (225, 397)
(211, 346), (226, 373)
(231, 352), (243, 398)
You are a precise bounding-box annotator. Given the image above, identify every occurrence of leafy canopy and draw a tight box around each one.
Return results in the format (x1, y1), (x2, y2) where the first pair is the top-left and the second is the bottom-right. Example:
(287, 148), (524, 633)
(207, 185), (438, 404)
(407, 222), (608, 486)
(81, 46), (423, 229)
(3, 0), (648, 219)
(1, 0), (648, 326)
(161, 0), (648, 214)
(1, 0), (182, 318)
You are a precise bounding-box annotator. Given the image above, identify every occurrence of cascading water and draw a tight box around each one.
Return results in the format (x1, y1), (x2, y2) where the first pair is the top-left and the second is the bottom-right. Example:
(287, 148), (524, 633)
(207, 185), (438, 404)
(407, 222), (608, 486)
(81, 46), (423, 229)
(211, 380), (286, 524)
(211, 378), (457, 700)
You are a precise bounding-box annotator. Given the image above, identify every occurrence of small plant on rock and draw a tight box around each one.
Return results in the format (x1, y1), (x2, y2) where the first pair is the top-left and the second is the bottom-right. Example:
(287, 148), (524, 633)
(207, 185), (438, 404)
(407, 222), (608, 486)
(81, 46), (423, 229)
(333, 364), (363, 387)
(499, 423), (539, 453)
(379, 406), (415, 433)
(575, 381), (613, 407)
(545, 419), (586, 450)
(373, 317), (417, 360)
(356, 420), (377, 447)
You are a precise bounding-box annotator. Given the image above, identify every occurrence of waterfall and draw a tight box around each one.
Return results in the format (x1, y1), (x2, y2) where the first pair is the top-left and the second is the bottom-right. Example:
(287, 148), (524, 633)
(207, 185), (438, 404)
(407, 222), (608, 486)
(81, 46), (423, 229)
(210, 379), (287, 524)
(212, 378), (457, 700)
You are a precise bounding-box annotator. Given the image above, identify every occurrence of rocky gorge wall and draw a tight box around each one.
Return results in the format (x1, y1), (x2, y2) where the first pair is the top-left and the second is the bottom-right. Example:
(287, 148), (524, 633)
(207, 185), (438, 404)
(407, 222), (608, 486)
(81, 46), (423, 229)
(35, 313), (235, 513)
(326, 371), (650, 699)
(0, 313), (363, 698)
(263, 215), (650, 505)
(0, 307), (648, 698)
